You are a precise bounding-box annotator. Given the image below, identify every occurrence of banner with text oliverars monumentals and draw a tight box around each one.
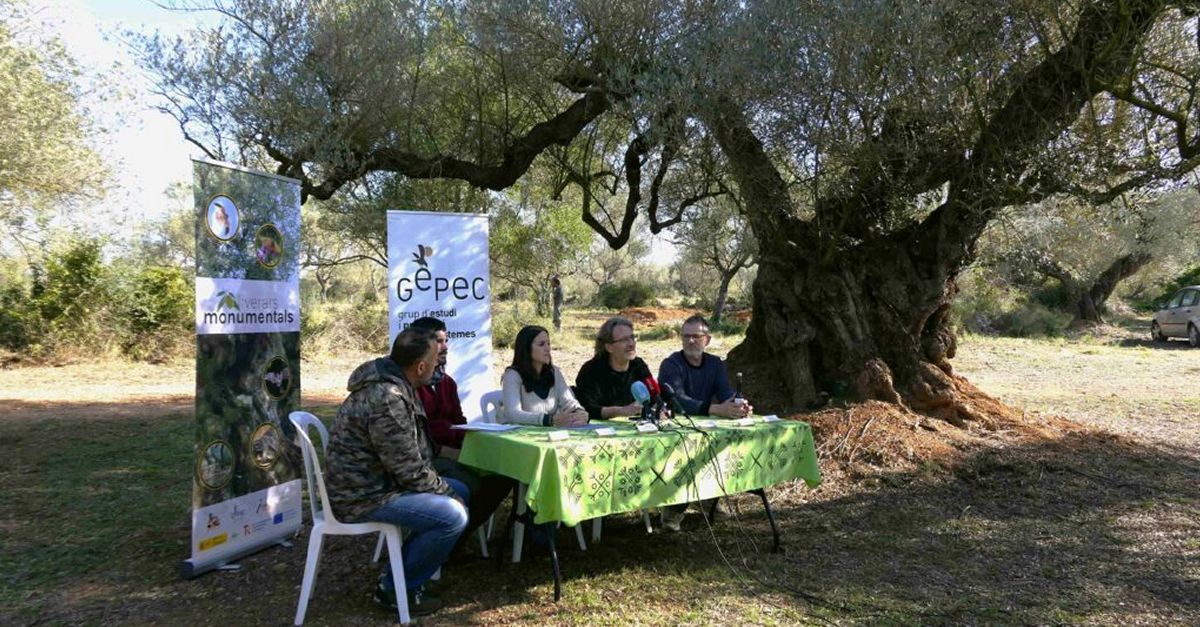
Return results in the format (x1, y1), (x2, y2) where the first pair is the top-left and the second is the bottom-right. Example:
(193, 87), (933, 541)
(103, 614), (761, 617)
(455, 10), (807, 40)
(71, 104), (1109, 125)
(387, 210), (493, 417)
(184, 159), (302, 577)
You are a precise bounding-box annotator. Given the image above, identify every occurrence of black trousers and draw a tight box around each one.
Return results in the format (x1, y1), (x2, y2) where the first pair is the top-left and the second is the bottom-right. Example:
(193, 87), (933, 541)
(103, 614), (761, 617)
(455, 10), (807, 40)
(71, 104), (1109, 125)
(433, 456), (514, 545)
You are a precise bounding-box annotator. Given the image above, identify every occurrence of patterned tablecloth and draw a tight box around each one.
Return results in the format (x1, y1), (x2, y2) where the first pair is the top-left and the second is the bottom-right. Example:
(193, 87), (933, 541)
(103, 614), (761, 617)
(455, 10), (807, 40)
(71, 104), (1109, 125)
(458, 418), (821, 526)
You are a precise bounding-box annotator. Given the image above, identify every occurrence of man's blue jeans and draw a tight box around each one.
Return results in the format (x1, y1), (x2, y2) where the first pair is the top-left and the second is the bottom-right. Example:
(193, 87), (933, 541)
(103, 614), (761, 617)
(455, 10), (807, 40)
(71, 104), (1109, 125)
(365, 478), (469, 592)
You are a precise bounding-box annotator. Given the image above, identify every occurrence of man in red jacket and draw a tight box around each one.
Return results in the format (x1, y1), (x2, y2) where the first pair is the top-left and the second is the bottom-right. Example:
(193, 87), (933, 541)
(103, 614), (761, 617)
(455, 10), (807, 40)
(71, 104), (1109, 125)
(409, 317), (512, 552)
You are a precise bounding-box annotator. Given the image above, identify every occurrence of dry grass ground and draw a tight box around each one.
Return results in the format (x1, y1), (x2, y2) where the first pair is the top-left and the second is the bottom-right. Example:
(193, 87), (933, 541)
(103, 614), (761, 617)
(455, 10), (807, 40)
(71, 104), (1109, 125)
(1, 314), (1197, 625)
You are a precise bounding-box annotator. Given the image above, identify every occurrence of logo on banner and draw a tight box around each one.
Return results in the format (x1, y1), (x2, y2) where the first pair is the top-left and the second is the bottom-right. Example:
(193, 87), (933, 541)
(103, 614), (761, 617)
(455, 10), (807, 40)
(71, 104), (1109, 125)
(396, 244), (487, 303)
(411, 244), (433, 267)
(196, 277), (299, 334)
(205, 195), (240, 242)
(214, 291), (239, 312)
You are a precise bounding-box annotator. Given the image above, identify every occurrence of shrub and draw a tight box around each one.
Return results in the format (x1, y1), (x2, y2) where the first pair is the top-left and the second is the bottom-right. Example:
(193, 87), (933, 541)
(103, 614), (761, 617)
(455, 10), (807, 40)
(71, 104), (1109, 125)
(302, 296), (389, 355)
(597, 278), (654, 309)
(992, 303), (1069, 337)
(710, 317), (749, 337)
(952, 268), (1068, 337)
(126, 266), (192, 336)
(123, 266), (193, 360)
(639, 324), (675, 341)
(490, 309), (553, 349)
(1133, 265), (1200, 311)
(0, 283), (42, 349)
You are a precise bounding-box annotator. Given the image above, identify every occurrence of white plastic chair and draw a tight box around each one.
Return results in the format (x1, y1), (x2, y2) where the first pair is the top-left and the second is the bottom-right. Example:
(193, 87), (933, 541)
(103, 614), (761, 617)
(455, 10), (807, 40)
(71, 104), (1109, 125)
(477, 390), (503, 541)
(289, 411), (410, 625)
(479, 389), (502, 424)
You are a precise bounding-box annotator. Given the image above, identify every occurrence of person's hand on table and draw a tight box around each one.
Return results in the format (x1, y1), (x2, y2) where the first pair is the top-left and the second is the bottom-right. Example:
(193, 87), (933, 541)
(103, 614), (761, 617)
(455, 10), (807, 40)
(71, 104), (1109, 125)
(606, 401), (641, 418)
(553, 406), (589, 427)
(711, 398), (753, 418)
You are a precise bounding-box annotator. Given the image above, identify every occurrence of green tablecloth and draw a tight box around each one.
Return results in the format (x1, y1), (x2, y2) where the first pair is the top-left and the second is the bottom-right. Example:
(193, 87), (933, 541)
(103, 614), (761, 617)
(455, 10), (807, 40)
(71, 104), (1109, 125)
(458, 419), (821, 526)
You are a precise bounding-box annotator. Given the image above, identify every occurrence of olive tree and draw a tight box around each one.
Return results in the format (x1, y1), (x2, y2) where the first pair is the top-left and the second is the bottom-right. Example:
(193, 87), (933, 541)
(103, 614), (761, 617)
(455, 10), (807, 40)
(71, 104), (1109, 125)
(138, 0), (1200, 422)
(671, 194), (756, 323)
(986, 188), (1200, 324)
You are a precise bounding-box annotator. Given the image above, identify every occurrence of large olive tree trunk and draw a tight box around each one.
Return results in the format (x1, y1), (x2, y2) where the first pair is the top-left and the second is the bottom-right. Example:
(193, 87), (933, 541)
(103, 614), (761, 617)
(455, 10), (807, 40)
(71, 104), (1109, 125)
(725, 235), (993, 424)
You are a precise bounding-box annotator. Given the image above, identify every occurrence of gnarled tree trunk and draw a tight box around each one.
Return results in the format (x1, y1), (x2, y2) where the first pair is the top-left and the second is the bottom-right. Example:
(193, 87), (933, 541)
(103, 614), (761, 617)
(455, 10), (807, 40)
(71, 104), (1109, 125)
(1077, 252), (1152, 324)
(725, 235), (1000, 426)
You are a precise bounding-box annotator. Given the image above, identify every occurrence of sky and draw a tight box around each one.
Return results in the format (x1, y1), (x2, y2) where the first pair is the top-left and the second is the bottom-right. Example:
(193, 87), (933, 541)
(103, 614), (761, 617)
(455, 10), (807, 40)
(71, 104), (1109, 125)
(36, 0), (679, 265)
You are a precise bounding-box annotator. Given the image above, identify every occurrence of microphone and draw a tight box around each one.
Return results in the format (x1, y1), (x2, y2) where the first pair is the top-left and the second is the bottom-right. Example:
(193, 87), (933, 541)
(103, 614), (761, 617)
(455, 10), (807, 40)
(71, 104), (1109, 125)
(631, 380), (650, 404)
(630, 380), (654, 423)
(643, 375), (661, 400)
(660, 382), (688, 418)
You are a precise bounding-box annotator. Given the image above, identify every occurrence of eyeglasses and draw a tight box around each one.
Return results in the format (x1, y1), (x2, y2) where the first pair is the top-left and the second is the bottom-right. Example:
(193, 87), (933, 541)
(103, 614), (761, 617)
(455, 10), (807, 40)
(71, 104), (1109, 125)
(682, 333), (710, 341)
(608, 334), (637, 345)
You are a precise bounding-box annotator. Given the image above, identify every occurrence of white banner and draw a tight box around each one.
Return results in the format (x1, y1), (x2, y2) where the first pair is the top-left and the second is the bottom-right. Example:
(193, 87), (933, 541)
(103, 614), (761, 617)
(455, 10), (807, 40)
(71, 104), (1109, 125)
(195, 277), (300, 334)
(189, 480), (303, 564)
(387, 211), (493, 417)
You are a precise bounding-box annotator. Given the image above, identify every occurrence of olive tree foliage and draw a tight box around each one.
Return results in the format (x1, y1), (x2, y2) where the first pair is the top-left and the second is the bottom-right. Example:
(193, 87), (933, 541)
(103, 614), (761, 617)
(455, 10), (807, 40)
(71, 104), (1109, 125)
(0, 0), (107, 257)
(132, 181), (196, 269)
(578, 232), (649, 299)
(670, 192), (756, 323)
(984, 188), (1200, 323)
(490, 175), (593, 315)
(138, 0), (1200, 420)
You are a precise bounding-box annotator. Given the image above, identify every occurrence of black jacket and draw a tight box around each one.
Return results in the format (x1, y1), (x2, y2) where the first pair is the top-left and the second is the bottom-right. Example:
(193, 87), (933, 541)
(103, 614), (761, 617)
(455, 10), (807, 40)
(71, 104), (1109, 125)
(574, 355), (652, 421)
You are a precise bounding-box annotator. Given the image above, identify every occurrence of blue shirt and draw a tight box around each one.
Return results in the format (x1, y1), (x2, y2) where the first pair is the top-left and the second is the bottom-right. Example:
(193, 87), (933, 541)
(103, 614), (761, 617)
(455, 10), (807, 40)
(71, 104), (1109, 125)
(657, 351), (735, 416)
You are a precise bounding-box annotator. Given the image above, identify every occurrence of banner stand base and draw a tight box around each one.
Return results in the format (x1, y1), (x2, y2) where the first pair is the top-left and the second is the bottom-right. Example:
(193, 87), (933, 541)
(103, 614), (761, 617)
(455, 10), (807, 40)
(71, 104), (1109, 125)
(179, 529), (296, 580)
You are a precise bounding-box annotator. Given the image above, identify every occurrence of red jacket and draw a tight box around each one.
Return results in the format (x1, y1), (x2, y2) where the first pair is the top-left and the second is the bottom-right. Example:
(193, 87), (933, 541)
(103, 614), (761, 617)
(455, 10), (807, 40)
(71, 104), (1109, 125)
(416, 374), (466, 449)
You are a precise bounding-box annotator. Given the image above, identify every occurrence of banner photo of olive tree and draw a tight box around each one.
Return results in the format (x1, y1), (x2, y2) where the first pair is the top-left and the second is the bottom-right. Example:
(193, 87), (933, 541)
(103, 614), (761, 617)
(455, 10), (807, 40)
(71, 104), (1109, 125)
(183, 158), (303, 578)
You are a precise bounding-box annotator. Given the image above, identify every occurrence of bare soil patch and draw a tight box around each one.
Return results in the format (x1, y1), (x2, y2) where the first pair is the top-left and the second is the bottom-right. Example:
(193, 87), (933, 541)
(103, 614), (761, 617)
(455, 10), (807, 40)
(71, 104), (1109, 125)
(619, 306), (705, 325)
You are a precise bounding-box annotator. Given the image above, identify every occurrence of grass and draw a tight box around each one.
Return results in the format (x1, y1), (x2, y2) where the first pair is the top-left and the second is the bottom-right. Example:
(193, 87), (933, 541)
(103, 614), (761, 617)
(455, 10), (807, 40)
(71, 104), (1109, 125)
(0, 410), (194, 622)
(1, 310), (1198, 625)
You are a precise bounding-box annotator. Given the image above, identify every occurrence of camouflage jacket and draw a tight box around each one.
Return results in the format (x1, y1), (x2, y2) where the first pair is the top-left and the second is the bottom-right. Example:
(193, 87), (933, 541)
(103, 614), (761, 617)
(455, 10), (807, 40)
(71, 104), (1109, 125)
(325, 357), (453, 522)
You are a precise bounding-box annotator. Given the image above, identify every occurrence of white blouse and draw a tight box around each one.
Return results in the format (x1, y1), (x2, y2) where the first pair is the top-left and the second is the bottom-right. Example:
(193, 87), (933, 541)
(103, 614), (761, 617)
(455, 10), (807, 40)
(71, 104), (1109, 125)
(499, 366), (584, 425)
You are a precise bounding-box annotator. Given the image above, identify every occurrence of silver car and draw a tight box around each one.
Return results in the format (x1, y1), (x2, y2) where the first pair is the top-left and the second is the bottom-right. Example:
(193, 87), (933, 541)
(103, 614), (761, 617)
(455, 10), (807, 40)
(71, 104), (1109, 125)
(1151, 285), (1200, 347)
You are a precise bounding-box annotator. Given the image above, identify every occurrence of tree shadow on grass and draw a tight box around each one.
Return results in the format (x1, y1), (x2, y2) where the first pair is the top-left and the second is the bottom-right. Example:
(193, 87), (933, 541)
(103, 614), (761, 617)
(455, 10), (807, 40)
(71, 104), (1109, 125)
(3, 402), (1197, 625)
(740, 430), (1200, 624)
(1116, 337), (1195, 350)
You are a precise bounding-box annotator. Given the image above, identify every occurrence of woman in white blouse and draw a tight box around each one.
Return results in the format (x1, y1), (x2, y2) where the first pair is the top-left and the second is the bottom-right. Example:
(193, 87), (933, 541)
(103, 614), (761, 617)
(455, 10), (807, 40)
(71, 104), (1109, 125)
(499, 325), (589, 426)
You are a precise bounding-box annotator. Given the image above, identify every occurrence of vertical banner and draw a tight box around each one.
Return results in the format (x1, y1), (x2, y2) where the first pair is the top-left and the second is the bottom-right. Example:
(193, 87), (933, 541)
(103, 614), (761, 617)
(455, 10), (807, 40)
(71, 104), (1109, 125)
(387, 211), (493, 416)
(182, 159), (303, 578)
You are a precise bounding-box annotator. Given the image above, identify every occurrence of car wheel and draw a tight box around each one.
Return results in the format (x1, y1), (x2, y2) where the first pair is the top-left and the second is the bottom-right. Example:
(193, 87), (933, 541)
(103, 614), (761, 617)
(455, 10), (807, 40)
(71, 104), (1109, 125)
(1151, 322), (1167, 343)
(1190, 324), (1199, 348)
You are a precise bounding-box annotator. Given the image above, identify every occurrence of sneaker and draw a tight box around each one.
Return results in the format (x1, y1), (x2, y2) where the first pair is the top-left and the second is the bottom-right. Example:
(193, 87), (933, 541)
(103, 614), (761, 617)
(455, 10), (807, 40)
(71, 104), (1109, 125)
(373, 578), (399, 610)
(406, 588), (443, 617)
(373, 582), (442, 618)
(660, 507), (685, 532)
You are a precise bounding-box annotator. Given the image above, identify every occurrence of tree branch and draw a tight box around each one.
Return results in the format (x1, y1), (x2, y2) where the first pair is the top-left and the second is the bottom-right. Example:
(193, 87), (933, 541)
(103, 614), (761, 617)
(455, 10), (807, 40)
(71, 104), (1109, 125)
(288, 90), (611, 203)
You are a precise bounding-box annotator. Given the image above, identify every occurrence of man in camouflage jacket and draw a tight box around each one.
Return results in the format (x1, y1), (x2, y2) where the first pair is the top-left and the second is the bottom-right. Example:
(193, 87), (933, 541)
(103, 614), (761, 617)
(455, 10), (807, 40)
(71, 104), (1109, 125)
(325, 327), (468, 616)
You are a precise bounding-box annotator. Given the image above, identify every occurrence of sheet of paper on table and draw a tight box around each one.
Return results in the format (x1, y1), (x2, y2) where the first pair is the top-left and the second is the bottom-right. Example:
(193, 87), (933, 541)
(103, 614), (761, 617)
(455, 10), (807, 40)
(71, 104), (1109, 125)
(451, 423), (523, 432)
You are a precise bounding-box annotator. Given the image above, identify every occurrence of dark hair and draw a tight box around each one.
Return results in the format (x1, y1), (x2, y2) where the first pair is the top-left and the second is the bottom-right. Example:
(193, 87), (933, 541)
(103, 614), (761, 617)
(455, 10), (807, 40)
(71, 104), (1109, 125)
(509, 325), (554, 392)
(682, 314), (710, 330)
(389, 327), (436, 368)
(408, 316), (446, 333)
(593, 316), (634, 357)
